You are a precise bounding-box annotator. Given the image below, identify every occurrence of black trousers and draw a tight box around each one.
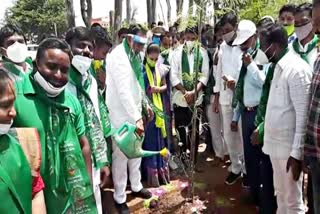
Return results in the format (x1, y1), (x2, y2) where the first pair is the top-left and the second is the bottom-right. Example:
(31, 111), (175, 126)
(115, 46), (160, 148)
(174, 106), (200, 163)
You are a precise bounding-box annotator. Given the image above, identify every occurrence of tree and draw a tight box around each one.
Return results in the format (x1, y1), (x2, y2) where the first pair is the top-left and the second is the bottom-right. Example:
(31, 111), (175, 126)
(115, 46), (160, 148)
(114, 0), (123, 41)
(80, 0), (92, 27)
(166, 0), (171, 25)
(176, 0), (183, 15)
(5, 0), (67, 41)
(146, 0), (157, 24)
(126, 0), (132, 23)
(65, 0), (75, 28)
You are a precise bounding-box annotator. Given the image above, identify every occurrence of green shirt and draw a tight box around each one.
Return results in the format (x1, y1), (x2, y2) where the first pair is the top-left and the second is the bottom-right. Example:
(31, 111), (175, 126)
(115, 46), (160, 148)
(13, 74), (92, 214)
(0, 133), (32, 214)
(13, 74), (86, 173)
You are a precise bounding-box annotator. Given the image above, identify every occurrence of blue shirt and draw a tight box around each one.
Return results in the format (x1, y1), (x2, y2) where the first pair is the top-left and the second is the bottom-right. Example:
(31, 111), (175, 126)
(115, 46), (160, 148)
(232, 49), (269, 121)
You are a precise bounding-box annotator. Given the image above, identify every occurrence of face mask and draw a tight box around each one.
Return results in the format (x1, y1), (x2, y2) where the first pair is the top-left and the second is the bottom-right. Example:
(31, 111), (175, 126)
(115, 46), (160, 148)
(146, 57), (156, 67)
(34, 71), (66, 97)
(283, 24), (295, 36)
(6, 42), (28, 63)
(295, 22), (313, 41)
(0, 120), (13, 135)
(223, 31), (235, 43)
(72, 55), (92, 75)
(263, 44), (276, 61)
(185, 41), (195, 51)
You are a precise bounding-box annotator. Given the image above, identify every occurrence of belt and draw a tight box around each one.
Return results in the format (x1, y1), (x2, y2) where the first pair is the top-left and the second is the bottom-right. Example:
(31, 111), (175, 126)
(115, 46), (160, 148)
(244, 106), (258, 112)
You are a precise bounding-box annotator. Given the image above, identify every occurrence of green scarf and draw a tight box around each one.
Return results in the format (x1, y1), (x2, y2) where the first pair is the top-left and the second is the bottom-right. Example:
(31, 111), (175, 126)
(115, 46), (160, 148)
(232, 45), (259, 111)
(69, 66), (111, 168)
(30, 76), (97, 213)
(292, 35), (319, 63)
(181, 45), (203, 91)
(254, 48), (289, 144)
(123, 38), (145, 90)
(123, 38), (166, 121)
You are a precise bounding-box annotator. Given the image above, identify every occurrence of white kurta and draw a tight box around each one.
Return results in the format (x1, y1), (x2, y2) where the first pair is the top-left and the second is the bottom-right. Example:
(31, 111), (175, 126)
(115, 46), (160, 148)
(105, 42), (144, 204)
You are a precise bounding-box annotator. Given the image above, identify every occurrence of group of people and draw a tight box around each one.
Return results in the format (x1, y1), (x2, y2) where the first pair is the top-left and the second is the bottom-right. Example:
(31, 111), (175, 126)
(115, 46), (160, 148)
(1, 0), (320, 214)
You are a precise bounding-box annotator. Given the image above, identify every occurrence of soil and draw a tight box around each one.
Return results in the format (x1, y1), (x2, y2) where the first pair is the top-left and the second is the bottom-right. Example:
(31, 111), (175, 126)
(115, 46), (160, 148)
(133, 150), (257, 214)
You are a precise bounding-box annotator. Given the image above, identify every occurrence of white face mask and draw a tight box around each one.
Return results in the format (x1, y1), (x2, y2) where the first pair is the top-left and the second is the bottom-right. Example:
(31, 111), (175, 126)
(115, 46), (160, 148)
(34, 72), (66, 97)
(185, 41), (195, 51)
(6, 42), (28, 63)
(223, 31), (235, 43)
(0, 120), (13, 135)
(295, 22), (313, 42)
(71, 55), (92, 75)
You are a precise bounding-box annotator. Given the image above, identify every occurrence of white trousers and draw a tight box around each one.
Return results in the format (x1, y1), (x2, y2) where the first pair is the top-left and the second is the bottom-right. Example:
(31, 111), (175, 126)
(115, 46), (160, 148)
(112, 142), (143, 204)
(220, 104), (244, 174)
(270, 158), (305, 214)
(206, 103), (227, 159)
(92, 165), (102, 214)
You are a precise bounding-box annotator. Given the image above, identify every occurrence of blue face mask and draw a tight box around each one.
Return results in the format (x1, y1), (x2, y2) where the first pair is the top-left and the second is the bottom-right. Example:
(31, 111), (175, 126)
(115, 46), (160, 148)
(152, 36), (161, 45)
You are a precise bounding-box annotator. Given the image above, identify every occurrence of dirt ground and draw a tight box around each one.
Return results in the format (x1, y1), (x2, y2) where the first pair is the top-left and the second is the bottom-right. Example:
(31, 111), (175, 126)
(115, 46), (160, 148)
(133, 151), (257, 214)
(102, 145), (257, 214)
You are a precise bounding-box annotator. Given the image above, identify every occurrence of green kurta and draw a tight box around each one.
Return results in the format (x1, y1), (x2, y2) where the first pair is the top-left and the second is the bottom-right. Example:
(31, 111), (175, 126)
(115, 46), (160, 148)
(13, 73), (97, 214)
(0, 133), (33, 214)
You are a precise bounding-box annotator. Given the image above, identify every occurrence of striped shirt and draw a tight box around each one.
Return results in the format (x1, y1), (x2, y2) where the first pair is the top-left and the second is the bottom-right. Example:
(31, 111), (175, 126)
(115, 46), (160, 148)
(305, 55), (320, 160)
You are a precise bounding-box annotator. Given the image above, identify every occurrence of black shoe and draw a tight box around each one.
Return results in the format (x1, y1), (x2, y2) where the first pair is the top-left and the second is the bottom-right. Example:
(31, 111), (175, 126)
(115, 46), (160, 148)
(131, 188), (152, 199)
(225, 172), (241, 185)
(242, 174), (250, 189)
(115, 202), (130, 214)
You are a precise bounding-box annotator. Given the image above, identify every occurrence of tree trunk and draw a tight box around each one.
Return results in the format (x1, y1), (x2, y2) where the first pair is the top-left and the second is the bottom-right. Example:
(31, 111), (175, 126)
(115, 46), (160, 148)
(176, 0), (183, 15)
(166, 0), (171, 25)
(80, 0), (92, 27)
(146, 0), (152, 24)
(126, 0), (131, 23)
(65, 0), (75, 28)
(114, 0), (123, 41)
(188, 0), (194, 15)
(151, 0), (157, 23)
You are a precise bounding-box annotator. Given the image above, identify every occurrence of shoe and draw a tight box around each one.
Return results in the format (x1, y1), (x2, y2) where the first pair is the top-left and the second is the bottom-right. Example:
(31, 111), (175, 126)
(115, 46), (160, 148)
(169, 156), (178, 170)
(225, 172), (241, 185)
(131, 188), (152, 199)
(115, 202), (130, 214)
(242, 174), (250, 189)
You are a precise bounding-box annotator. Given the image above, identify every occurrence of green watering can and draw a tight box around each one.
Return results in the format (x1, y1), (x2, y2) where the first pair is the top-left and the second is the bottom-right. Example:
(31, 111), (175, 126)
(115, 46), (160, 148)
(114, 122), (169, 159)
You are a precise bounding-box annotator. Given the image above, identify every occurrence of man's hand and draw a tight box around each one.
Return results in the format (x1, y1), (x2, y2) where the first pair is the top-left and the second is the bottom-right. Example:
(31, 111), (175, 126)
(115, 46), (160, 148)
(286, 156), (302, 181)
(242, 53), (252, 66)
(136, 118), (145, 136)
(226, 80), (236, 90)
(100, 166), (111, 188)
(251, 128), (259, 146)
(212, 95), (220, 113)
(184, 91), (195, 105)
(97, 69), (106, 90)
(230, 121), (238, 132)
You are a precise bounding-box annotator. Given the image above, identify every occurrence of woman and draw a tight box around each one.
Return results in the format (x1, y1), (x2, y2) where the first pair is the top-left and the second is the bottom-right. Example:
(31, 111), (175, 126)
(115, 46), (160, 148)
(0, 67), (46, 214)
(142, 43), (170, 187)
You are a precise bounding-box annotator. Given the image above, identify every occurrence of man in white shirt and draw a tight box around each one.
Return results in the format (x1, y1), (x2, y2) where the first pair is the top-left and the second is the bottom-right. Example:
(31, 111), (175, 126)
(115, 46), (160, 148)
(106, 24), (152, 214)
(260, 23), (312, 214)
(232, 20), (276, 212)
(213, 12), (244, 185)
(290, 3), (318, 67)
(170, 26), (209, 167)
